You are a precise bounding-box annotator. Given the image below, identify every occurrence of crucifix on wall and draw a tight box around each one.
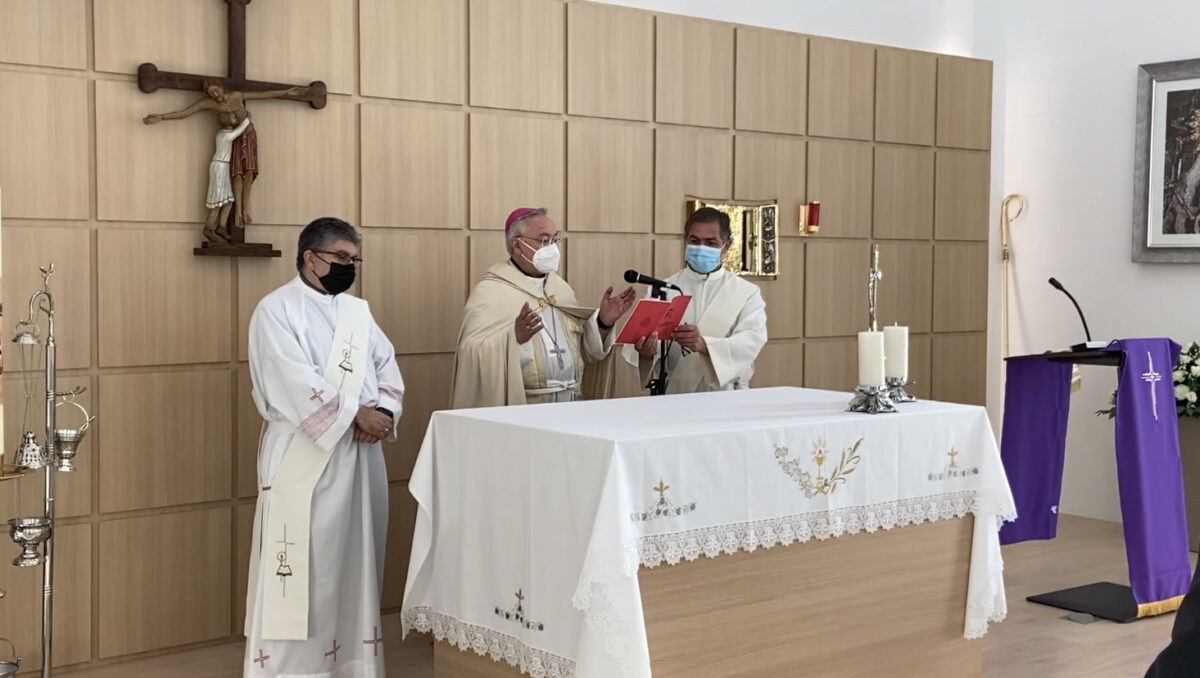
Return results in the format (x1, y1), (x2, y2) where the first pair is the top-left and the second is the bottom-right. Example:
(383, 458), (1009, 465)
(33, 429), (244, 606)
(138, 0), (328, 258)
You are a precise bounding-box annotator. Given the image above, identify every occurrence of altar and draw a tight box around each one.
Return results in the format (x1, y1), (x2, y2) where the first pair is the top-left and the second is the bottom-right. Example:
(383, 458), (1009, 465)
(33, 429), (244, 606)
(402, 387), (1016, 677)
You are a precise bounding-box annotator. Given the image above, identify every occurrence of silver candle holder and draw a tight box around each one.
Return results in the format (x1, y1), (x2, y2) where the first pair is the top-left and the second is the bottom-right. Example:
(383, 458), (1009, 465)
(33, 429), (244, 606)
(847, 246), (897, 414)
(847, 385), (898, 414)
(886, 376), (917, 403)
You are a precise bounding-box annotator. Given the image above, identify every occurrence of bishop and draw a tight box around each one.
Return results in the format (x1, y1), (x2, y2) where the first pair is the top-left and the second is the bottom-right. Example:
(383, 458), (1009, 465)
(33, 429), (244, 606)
(450, 208), (636, 407)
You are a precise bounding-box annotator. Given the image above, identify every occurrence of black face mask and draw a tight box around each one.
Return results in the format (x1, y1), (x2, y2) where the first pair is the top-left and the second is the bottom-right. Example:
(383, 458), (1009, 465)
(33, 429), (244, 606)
(318, 262), (356, 295)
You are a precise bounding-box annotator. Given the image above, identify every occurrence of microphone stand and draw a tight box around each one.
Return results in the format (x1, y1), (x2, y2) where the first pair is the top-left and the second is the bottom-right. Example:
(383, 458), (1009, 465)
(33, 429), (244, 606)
(1062, 288), (1093, 352)
(646, 283), (671, 396)
(1050, 278), (1104, 352)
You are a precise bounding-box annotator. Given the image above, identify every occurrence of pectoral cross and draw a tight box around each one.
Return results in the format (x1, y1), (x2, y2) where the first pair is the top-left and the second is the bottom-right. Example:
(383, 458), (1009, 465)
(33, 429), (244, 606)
(137, 0), (327, 258)
(548, 343), (566, 369)
(1142, 351), (1162, 421)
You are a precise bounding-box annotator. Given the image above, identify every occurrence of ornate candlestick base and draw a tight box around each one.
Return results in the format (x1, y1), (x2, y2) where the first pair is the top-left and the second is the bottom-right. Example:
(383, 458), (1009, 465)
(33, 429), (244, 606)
(886, 376), (917, 403)
(846, 385), (897, 414)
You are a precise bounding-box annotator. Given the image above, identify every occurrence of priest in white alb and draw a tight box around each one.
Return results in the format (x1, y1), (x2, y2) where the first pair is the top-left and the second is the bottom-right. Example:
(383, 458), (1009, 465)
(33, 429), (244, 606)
(622, 207), (768, 392)
(451, 207), (636, 407)
(244, 217), (405, 677)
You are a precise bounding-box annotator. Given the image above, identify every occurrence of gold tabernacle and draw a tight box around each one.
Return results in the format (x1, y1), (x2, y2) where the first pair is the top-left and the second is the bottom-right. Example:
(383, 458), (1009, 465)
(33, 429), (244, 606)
(685, 197), (780, 278)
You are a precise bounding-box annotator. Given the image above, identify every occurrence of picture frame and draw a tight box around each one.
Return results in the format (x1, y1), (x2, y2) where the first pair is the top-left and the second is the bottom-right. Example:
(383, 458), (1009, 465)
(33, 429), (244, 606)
(1133, 58), (1200, 262)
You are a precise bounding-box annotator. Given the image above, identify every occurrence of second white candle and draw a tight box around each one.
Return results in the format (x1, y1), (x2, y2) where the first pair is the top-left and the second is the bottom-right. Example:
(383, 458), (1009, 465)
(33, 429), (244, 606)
(884, 325), (908, 380)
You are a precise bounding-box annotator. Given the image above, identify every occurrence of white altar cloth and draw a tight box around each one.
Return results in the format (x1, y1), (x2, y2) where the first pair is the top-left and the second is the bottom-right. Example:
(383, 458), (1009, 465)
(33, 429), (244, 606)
(402, 387), (1016, 678)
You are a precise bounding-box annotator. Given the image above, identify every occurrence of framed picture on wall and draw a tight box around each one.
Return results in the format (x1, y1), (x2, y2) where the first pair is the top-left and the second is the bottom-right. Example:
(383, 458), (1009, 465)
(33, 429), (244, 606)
(1134, 58), (1200, 262)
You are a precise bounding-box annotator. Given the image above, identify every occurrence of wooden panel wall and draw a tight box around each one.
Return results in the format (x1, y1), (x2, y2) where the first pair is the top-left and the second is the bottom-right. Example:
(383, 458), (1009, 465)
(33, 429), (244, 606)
(0, 0), (992, 671)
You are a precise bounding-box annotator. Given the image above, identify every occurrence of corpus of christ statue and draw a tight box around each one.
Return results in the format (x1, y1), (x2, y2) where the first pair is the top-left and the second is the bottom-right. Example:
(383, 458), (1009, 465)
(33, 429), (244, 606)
(137, 0), (327, 258)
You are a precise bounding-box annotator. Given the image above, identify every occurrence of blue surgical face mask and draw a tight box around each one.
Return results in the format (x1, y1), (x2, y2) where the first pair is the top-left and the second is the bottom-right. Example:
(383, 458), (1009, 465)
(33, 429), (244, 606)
(686, 244), (723, 273)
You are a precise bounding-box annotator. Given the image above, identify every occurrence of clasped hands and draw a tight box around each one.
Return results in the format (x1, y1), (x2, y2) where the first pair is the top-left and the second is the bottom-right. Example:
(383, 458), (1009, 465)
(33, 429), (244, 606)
(353, 407), (392, 443)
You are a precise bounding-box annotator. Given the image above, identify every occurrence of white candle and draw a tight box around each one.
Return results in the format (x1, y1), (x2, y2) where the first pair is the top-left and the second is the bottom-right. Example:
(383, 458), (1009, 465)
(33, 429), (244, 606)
(857, 331), (886, 386)
(884, 324), (908, 380)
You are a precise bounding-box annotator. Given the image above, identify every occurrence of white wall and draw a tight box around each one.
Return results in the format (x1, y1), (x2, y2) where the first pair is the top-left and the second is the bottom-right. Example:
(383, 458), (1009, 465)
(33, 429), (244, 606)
(981, 1), (1200, 522)
(591, 0), (979, 56)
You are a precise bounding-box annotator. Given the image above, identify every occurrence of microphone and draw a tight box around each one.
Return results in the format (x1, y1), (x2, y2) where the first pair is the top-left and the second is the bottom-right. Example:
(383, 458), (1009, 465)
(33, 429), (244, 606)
(624, 269), (681, 291)
(1048, 277), (1105, 351)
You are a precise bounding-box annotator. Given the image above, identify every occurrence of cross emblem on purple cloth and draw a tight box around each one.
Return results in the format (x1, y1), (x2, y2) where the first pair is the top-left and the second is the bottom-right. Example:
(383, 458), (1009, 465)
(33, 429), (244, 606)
(1141, 351), (1163, 421)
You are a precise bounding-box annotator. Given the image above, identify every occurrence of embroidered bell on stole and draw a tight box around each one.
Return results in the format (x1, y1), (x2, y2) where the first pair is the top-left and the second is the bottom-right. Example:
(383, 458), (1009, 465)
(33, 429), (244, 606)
(276, 552), (293, 578)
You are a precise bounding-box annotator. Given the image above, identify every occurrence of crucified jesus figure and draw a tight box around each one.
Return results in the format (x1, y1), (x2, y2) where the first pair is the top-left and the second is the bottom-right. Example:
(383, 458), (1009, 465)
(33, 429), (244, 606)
(143, 80), (305, 229)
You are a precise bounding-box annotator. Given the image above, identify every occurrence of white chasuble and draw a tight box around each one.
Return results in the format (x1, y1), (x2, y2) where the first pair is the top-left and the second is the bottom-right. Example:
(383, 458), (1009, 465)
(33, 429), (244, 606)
(244, 276), (404, 677)
(451, 261), (615, 408)
(621, 267), (768, 394)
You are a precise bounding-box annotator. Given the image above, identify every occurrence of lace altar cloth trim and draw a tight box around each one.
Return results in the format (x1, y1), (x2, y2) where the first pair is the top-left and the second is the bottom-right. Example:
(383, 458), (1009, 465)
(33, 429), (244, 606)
(637, 489), (996, 568)
(636, 489), (1012, 640)
(403, 607), (576, 678)
(404, 489), (1010, 677)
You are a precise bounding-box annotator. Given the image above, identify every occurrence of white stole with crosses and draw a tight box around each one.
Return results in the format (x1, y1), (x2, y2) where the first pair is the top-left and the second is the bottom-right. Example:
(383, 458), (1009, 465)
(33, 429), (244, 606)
(255, 295), (371, 640)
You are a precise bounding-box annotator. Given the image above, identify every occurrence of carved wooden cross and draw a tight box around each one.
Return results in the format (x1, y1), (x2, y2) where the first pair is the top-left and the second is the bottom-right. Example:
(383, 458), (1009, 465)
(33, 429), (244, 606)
(138, 0), (328, 258)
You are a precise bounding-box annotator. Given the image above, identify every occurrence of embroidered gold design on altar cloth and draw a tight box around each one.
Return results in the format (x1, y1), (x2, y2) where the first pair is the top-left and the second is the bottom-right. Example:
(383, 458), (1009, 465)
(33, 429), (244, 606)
(774, 438), (863, 498)
(928, 447), (980, 481)
(493, 589), (545, 631)
(630, 479), (697, 522)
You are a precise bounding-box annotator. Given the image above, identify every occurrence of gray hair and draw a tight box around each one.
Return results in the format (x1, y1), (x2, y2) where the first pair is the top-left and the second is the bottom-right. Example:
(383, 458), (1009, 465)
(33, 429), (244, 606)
(296, 216), (362, 270)
(506, 207), (549, 249)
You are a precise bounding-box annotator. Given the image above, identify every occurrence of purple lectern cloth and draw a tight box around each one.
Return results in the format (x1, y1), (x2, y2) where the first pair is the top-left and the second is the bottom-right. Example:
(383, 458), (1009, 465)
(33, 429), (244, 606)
(1111, 339), (1191, 615)
(998, 357), (1073, 545)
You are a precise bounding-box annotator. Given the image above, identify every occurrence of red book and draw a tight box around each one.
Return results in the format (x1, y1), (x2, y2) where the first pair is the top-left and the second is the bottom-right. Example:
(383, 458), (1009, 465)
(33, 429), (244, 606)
(615, 296), (691, 344)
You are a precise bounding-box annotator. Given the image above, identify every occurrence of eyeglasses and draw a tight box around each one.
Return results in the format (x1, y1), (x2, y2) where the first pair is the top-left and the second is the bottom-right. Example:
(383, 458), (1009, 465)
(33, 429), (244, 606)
(516, 235), (563, 248)
(313, 250), (363, 266)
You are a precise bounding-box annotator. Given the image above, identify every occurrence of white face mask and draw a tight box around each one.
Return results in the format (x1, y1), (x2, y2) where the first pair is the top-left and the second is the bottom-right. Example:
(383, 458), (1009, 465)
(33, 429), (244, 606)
(520, 241), (561, 275)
